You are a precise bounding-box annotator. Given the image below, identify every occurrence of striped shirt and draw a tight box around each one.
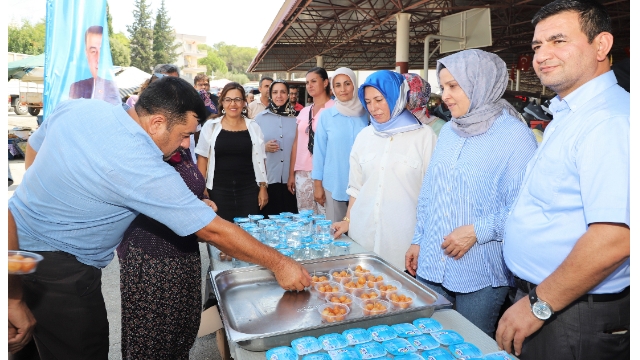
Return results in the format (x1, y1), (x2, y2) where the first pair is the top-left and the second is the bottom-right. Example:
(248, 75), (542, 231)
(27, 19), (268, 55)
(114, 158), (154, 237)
(412, 110), (537, 292)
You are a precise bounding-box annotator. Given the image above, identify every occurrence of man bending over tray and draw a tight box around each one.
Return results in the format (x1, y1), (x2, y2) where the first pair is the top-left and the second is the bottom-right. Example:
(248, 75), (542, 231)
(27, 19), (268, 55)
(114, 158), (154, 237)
(8, 76), (311, 359)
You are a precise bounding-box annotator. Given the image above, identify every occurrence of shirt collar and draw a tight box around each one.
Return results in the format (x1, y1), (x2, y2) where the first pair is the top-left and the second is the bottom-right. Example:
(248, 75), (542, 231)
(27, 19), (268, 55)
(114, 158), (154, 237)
(550, 71), (617, 114)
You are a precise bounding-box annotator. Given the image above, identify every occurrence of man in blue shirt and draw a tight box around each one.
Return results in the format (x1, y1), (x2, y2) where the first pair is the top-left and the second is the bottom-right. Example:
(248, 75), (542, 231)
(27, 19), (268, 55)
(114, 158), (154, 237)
(8, 77), (311, 358)
(497, 1), (629, 358)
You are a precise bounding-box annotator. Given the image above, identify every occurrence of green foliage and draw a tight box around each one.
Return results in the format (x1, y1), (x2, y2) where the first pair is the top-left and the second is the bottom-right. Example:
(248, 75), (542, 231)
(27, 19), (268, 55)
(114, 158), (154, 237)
(127, 0), (154, 72)
(213, 71), (250, 85)
(152, 0), (179, 66)
(106, 4), (114, 37)
(212, 42), (258, 74)
(197, 44), (228, 75)
(106, 4), (130, 66)
(8, 19), (46, 55)
(111, 33), (131, 67)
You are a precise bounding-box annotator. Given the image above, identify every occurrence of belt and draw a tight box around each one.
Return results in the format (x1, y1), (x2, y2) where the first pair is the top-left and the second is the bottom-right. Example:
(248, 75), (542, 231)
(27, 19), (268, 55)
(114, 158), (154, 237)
(514, 276), (630, 303)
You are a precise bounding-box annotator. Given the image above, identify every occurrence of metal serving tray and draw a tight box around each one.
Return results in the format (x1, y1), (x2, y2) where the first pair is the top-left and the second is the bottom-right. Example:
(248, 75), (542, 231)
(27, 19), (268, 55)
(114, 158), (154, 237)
(212, 253), (452, 351)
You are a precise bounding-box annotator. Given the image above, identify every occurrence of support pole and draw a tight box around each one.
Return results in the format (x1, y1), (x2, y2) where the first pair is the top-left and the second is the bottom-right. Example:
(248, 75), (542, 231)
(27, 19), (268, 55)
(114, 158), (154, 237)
(424, 34), (464, 85)
(516, 69), (521, 91)
(395, 13), (412, 74)
(316, 56), (324, 68)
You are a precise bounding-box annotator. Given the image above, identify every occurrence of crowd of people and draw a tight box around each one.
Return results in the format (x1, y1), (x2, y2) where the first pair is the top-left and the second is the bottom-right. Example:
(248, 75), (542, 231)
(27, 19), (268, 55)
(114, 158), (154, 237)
(8, 1), (629, 359)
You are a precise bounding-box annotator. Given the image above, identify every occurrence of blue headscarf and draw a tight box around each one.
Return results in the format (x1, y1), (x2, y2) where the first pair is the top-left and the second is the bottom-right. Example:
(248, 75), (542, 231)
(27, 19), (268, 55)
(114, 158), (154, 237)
(357, 70), (422, 137)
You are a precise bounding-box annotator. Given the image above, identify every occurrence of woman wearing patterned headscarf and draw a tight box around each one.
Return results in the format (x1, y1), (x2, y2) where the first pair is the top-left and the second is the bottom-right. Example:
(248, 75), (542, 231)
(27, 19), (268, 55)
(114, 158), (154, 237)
(311, 67), (369, 222)
(403, 73), (447, 136)
(332, 70), (437, 270)
(254, 80), (299, 215)
(405, 49), (538, 337)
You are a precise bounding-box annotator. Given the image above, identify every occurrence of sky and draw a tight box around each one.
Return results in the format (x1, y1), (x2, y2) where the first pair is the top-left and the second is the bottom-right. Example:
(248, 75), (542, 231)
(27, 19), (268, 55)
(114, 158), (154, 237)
(7, 0), (286, 49)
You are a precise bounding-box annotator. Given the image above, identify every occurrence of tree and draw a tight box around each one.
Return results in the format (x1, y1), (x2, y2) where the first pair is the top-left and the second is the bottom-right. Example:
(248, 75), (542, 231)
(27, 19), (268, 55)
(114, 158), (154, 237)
(213, 42), (258, 74)
(127, 0), (154, 72)
(8, 19), (46, 55)
(198, 44), (228, 75)
(152, 0), (179, 66)
(111, 33), (131, 67)
(106, 4), (130, 66)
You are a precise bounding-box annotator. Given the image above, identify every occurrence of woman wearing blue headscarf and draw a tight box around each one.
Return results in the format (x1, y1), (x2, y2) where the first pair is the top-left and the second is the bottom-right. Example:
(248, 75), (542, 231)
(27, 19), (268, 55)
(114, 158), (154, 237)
(332, 70), (437, 270)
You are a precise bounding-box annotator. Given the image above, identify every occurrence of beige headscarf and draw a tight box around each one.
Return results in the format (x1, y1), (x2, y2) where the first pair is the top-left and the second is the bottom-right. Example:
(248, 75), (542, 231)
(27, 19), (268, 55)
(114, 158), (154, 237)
(331, 67), (366, 117)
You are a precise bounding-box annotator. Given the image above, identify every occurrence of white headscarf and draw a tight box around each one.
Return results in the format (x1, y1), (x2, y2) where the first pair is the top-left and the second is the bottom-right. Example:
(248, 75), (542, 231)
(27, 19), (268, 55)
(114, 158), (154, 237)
(331, 67), (366, 117)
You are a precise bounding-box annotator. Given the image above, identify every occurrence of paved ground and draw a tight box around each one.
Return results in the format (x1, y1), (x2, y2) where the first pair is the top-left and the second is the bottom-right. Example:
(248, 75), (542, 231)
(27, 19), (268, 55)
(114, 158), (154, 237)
(8, 111), (223, 359)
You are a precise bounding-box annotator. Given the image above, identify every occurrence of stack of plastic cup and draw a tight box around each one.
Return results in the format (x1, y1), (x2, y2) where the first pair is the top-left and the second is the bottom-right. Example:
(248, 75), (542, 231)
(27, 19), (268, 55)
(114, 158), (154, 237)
(234, 217), (251, 226)
(247, 226), (264, 243)
(263, 226), (280, 247)
(331, 241), (352, 256)
(311, 214), (326, 225)
(274, 243), (293, 258)
(299, 209), (314, 217)
(268, 214), (284, 220)
(279, 212), (295, 220)
(248, 214), (264, 224)
(239, 222), (257, 231)
(258, 219), (275, 228)
(316, 220), (333, 242)
(273, 219), (290, 245)
(284, 223), (303, 248)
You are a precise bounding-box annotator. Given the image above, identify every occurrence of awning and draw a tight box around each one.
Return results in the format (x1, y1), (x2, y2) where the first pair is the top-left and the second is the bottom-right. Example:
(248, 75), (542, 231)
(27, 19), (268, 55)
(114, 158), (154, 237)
(8, 54), (45, 83)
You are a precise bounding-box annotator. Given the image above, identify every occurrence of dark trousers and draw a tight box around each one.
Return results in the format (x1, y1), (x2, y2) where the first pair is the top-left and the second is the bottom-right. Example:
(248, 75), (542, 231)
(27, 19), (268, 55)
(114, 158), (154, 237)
(208, 180), (259, 222)
(21, 251), (109, 360)
(515, 287), (630, 360)
(259, 182), (298, 216)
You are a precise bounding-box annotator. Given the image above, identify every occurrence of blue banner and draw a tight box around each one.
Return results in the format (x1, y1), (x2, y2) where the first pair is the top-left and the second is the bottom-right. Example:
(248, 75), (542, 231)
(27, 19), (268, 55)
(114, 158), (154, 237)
(43, 0), (119, 120)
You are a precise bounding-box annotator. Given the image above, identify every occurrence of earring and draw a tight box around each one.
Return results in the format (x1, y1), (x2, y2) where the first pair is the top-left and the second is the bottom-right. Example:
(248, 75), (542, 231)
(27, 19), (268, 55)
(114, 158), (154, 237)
(221, 108), (226, 115)
(242, 107), (248, 116)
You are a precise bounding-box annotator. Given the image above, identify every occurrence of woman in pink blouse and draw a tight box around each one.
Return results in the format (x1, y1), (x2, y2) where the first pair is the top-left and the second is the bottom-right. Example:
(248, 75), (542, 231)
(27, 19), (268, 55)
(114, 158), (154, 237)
(287, 67), (334, 214)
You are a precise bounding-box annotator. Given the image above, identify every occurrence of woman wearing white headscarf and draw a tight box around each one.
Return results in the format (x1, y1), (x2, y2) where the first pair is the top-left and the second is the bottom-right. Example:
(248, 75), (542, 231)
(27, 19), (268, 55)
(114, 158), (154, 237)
(332, 70), (437, 270)
(311, 68), (369, 222)
(405, 49), (538, 337)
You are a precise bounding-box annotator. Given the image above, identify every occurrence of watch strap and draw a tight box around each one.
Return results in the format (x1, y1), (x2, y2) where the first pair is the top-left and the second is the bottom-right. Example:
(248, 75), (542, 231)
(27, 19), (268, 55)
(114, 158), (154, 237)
(528, 286), (538, 306)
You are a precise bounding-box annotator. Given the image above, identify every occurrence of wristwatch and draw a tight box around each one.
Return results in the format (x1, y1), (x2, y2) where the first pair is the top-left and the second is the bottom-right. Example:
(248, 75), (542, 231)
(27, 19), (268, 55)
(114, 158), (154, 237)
(259, 182), (268, 188)
(529, 286), (554, 320)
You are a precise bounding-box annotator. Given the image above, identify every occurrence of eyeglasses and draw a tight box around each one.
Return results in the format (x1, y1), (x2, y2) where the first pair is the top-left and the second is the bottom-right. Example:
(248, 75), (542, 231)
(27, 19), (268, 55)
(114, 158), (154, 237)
(223, 97), (244, 104)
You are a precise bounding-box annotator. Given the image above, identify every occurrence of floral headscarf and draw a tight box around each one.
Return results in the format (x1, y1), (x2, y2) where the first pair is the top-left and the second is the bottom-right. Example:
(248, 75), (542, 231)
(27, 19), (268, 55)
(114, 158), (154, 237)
(199, 89), (218, 117)
(266, 80), (298, 117)
(403, 73), (434, 125)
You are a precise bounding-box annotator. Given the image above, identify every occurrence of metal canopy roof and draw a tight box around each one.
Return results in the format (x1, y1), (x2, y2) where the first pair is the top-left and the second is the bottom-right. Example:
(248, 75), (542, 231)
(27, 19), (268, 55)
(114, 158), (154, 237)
(248, 0), (629, 91)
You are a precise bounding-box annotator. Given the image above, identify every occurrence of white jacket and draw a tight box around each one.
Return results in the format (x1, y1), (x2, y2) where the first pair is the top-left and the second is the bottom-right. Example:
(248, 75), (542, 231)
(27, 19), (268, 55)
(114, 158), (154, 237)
(195, 116), (267, 189)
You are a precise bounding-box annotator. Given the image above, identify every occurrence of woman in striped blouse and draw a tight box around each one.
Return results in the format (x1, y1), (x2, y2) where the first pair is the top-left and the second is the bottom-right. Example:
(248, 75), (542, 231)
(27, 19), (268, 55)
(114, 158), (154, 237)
(405, 49), (538, 337)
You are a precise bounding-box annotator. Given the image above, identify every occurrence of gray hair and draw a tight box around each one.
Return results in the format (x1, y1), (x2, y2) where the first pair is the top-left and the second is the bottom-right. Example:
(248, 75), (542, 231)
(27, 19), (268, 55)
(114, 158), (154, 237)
(153, 64), (180, 76)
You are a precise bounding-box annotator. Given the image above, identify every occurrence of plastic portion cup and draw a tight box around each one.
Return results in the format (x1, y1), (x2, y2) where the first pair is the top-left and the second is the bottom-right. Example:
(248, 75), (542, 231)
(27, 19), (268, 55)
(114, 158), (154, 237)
(353, 288), (381, 302)
(350, 264), (376, 277)
(340, 276), (367, 294)
(374, 280), (403, 297)
(387, 289), (417, 310)
(324, 292), (356, 310)
(8, 250), (43, 275)
(310, 271), (333, 286)
(328, 268), (353, 282)
(313, 281), (342, 296)
(317, 303), (350, 323)
(359, 299), (391, 316)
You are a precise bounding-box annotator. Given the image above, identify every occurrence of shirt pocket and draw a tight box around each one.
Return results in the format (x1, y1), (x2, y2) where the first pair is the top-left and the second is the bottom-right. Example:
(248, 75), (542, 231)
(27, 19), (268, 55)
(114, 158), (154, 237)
(358, 152), (377, 165)
(527, 155), (563, 207)
(393, 154), (421, 170)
